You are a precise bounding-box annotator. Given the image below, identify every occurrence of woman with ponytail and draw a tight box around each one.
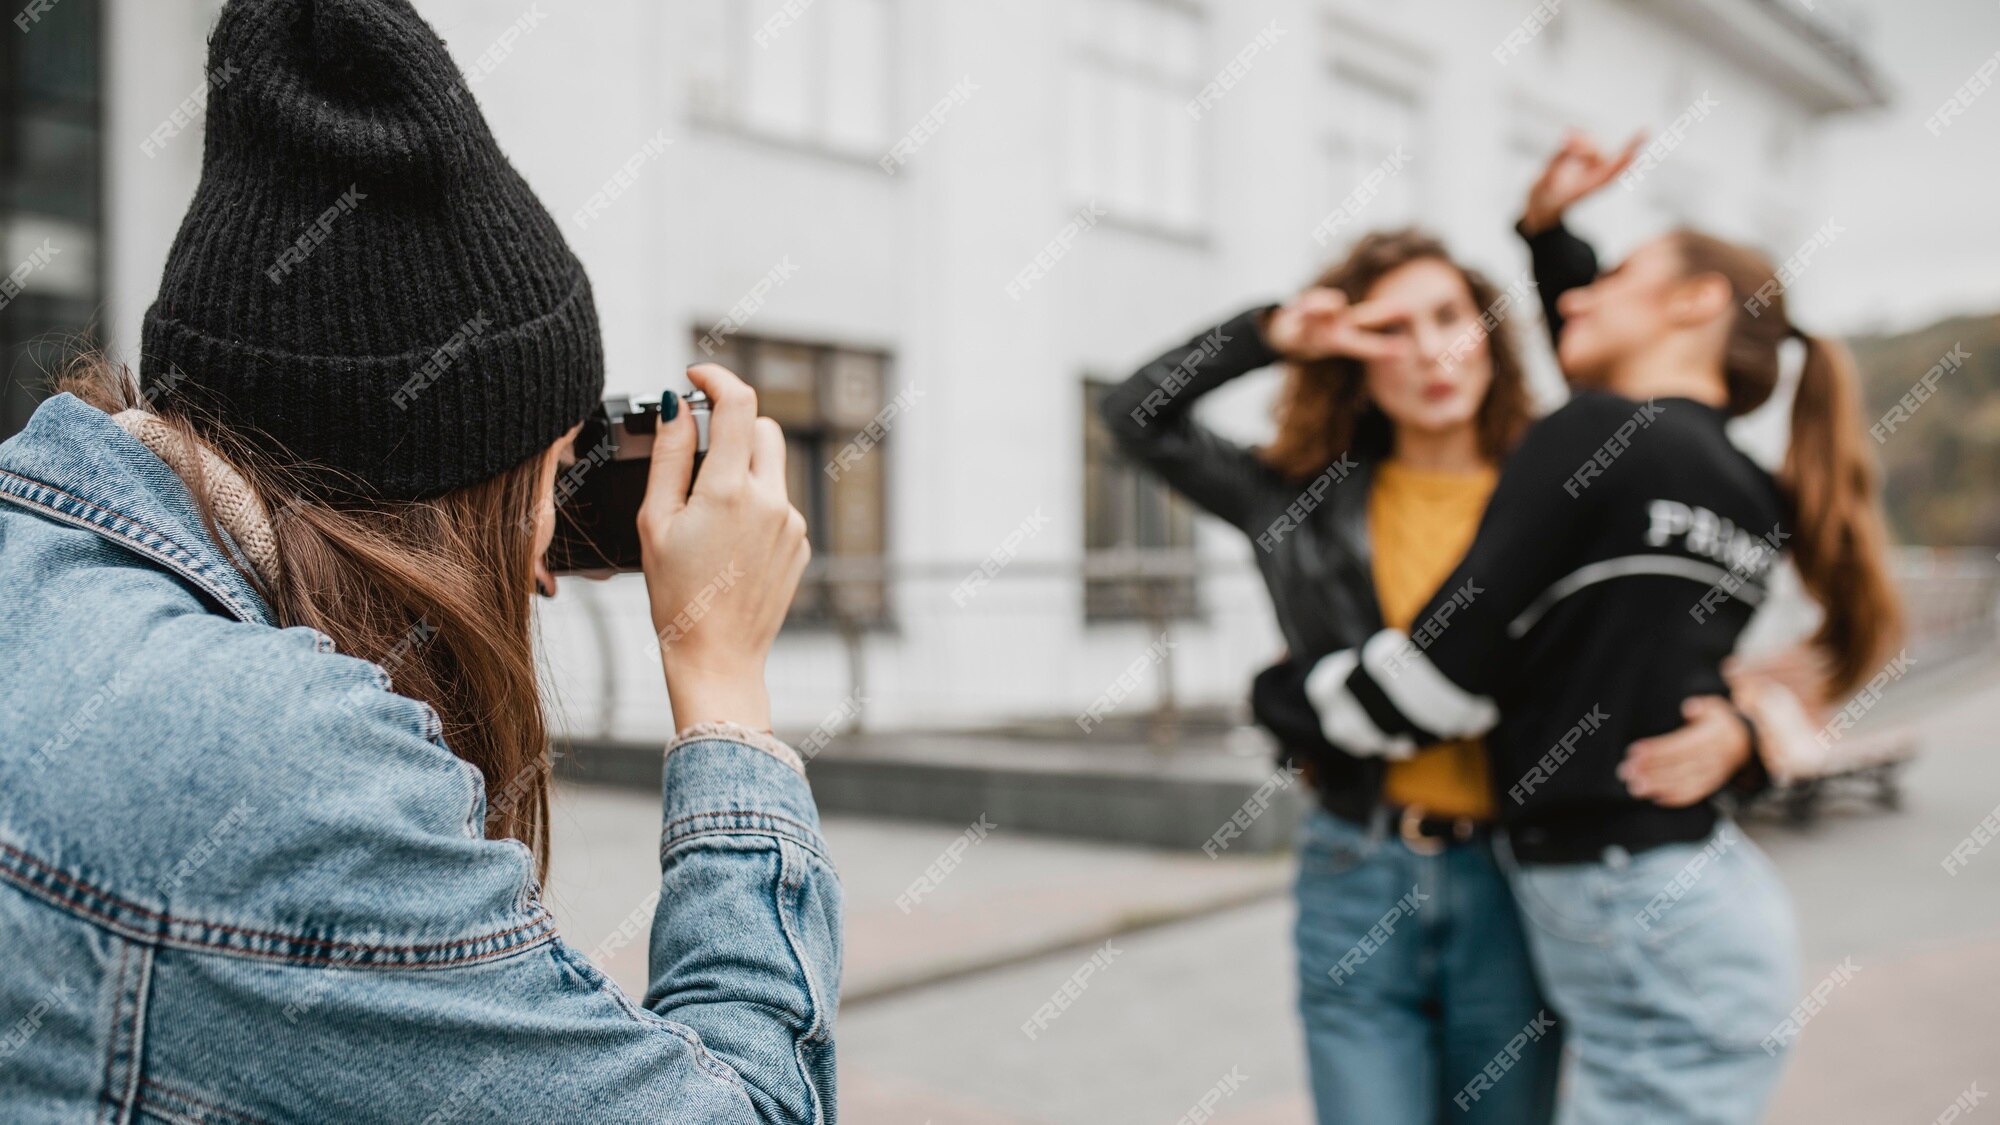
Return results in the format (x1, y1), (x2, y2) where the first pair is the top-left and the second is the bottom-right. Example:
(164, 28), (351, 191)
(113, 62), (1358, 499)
(1256, 132), (1901, 1123)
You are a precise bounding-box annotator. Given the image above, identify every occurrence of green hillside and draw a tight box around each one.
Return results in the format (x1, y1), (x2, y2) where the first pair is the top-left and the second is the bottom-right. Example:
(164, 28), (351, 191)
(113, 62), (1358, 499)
(1847, 313), (2000, 546)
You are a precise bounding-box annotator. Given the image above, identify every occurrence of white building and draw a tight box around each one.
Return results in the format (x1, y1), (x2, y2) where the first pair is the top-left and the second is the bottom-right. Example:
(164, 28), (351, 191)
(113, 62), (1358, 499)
(27, 0), (1881, 739)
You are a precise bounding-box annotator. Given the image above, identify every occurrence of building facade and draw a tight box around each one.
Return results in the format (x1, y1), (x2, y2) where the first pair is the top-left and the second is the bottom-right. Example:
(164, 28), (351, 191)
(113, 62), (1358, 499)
(31, 0), (1881, 738)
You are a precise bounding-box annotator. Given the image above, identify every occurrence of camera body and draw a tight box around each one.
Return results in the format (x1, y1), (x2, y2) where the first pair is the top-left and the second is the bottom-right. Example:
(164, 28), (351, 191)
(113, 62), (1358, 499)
(545, 391), (709, 574)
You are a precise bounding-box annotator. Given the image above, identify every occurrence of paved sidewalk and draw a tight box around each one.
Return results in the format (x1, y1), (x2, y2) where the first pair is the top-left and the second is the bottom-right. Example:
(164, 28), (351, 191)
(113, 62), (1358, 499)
(543, 649), (2000, 1122)
(543, 787), (1292, 1004)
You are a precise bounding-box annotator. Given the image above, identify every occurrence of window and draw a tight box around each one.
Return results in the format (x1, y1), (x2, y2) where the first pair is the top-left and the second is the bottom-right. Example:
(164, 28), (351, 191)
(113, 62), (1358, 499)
(1082, 380), (1197, 621)
(693, 330), (892, 626)
(1066, 0), (1205, 235)
(1322, 62), (1421, 234)
(2, 0), (102, 440)
(686, 0), (896, 158)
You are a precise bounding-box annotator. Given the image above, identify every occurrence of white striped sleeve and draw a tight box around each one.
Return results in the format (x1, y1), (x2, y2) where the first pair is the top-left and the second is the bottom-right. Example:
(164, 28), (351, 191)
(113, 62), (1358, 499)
(1303, 648), (1417, 760)
(1359, 629), (1499, 739)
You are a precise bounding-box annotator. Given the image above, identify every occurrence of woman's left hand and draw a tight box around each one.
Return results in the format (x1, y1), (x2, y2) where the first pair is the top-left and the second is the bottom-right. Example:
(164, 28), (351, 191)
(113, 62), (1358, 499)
(1618, 695), (1750, 807)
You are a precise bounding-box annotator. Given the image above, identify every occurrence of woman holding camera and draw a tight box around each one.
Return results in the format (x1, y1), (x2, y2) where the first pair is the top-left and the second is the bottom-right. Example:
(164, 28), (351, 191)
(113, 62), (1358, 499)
(1258, 133), (1902, 1123)
(1099, 229), (1757, 1124)
(0, 2), (835, 1122)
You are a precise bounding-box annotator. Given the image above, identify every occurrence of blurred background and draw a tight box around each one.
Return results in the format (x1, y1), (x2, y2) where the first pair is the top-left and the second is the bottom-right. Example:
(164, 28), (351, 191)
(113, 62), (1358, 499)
(6, 0), (1998, 1120)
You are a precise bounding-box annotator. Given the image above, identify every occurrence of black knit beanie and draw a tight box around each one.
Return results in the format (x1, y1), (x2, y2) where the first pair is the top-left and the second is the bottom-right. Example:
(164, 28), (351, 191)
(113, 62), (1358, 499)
(139, 0), (603, 500)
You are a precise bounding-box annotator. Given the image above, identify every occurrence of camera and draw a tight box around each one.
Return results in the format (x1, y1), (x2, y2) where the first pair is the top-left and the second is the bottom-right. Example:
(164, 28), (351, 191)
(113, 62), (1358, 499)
(545, 390), (709, 575)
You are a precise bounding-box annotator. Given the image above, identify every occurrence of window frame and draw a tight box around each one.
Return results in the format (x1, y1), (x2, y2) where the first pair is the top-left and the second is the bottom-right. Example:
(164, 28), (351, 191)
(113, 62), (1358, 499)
(685, 0), (902, 167)
(689, 326), (898, 632)
(1080, 376), (1201, 624)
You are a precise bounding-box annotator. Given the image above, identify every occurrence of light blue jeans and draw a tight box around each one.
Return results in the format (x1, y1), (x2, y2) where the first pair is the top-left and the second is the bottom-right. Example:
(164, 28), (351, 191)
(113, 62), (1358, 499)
(1294, 808), (1561, 1125)
(1501, 823), (1801, 1125)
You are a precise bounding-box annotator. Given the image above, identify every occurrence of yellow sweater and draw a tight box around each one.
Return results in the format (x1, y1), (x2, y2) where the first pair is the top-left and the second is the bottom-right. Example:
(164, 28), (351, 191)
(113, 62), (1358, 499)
(1370, 461), (1499, 821)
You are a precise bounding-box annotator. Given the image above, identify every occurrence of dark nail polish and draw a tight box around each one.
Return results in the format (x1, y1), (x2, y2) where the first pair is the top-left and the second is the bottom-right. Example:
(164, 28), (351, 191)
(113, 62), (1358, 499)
(660, 389), (679, 422)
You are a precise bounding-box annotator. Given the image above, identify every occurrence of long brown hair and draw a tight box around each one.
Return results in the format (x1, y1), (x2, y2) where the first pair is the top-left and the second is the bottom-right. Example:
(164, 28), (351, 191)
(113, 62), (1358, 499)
(1259, 229), (1534, 480)
(57, 356), (556, 880)
(1671, 229), (1903, 697)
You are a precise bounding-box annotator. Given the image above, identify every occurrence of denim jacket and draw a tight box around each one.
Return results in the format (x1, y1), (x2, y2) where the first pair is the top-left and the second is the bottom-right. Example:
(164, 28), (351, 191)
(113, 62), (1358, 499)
(0, 395), (842, 1124)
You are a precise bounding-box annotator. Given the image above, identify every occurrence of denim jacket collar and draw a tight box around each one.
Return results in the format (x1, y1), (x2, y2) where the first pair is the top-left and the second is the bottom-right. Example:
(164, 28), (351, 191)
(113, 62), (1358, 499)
(0, 393), (273, 626)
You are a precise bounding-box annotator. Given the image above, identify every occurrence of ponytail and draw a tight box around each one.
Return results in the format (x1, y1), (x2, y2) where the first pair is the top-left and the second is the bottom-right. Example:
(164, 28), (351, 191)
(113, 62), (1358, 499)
(1782, 332), (1904, 698)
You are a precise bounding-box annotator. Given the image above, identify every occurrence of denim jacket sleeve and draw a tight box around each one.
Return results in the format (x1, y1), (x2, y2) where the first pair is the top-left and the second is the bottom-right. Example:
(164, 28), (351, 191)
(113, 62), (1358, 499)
(647, 736), (844, 1122)
(104, 645), (843, 1125)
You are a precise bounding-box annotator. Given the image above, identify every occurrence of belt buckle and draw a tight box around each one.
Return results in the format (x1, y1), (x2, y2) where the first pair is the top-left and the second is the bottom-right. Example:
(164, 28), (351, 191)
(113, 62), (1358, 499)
(1398, 805), (1446, 856)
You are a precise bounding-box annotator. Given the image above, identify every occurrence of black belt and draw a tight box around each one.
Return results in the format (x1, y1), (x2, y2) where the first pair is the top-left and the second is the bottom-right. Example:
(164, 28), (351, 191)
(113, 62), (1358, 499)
(1331, 802), (1492, 856)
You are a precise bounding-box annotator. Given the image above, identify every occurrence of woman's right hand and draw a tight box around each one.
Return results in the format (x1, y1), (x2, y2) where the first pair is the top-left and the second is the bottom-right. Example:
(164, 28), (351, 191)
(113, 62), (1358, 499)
(1261, 288), (1411, 364)
(1521, 130), (1644, 235)
(637, 363), (810, 733)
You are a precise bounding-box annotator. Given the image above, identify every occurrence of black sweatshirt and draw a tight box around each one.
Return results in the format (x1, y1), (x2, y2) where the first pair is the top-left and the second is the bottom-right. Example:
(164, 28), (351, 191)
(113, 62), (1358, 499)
(1257, 225), (1788, 863)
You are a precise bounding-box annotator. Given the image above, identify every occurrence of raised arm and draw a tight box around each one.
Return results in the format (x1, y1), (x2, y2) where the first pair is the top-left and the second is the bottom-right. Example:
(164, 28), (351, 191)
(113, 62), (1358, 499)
(1099, 292), (1413, 532)
(1096, 305), (1287, 532)
(1517, 131), (1642, 348)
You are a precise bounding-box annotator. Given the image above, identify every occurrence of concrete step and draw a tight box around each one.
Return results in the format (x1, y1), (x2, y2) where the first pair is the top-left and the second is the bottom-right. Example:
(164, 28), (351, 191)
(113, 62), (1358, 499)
(555, 724), (1309, 854)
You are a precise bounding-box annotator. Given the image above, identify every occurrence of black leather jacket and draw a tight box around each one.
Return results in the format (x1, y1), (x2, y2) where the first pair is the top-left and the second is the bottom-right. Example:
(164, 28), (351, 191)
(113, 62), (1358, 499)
(1097, 306), (1394, 821)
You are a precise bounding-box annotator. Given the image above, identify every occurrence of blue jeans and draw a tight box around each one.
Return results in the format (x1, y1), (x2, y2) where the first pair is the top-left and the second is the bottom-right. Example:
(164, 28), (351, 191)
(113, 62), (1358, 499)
(1500, 823), (1800, 1125)
(1294, 808), (1561, 1125)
